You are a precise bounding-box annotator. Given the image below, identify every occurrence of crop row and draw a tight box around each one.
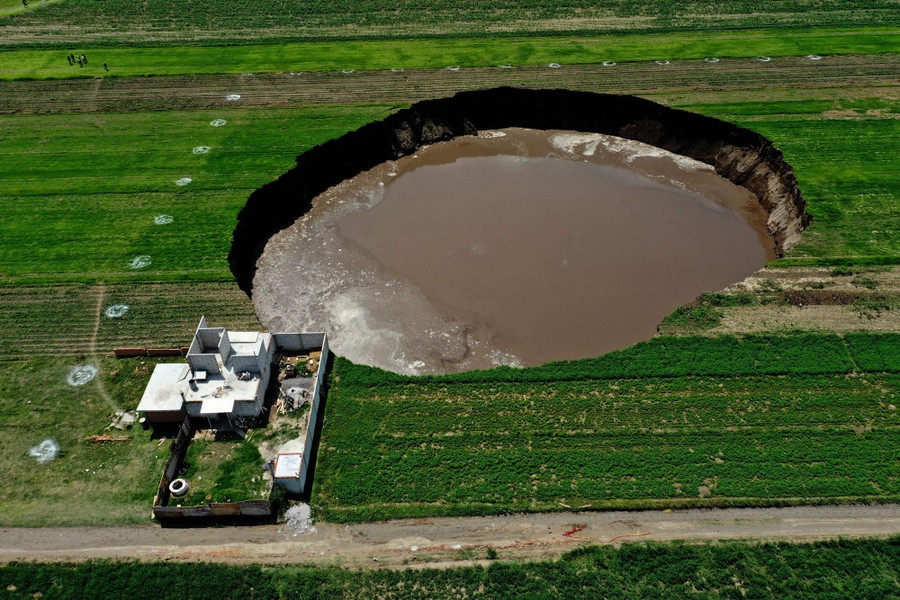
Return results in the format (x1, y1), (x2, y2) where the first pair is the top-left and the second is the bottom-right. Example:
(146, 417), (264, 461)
(335, 333), (885, 388)
(367, 375), (900, 434)
(4, 538), (898, 599)
(1, 0), (896, 47)
(1, 99), (895, 286)
(319, 427), (898, 510)
(315, 365), (899, 519)
(0, 282), (258, 359)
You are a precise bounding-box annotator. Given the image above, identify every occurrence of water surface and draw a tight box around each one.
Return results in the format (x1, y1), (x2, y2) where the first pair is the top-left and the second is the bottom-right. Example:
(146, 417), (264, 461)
(254, 128), (773, 374)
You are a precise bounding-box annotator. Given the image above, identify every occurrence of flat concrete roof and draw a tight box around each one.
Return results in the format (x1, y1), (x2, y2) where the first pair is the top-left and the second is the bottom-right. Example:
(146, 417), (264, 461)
(185, 371), (262, 406)
(137, 363), (189, 413)
(274, 453), (302, 478)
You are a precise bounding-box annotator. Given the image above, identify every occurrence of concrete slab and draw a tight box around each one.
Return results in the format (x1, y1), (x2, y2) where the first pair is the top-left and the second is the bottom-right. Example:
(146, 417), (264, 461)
(137, 364), (189, 413)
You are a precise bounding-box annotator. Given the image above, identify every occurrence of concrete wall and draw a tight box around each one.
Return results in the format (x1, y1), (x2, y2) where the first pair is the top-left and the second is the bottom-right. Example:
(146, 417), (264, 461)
(300, 334), (329, 495)
(273, 332), (326, 354)
(230, 354), (262, 374)
(197, 328), (223, 352)
(187, 353), (219, 375)
(218, 330), (232, 360)
(232, 399), (260, 417)
(145, 409), (186, 424)
(153, 500), (273, 522)
(275, 474), (302, 495)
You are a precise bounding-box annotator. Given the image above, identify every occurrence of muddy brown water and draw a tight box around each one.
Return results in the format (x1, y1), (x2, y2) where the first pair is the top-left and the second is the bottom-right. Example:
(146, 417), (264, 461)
(254, 128), (774, 374)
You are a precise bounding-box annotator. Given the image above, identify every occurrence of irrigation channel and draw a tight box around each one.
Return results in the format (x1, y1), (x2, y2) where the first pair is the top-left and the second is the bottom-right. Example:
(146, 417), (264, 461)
(253, 128), (774, 374)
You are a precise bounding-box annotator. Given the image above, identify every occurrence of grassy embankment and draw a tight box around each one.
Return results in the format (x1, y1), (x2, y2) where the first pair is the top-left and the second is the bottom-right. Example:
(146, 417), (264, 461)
(2, 538), (899, 598)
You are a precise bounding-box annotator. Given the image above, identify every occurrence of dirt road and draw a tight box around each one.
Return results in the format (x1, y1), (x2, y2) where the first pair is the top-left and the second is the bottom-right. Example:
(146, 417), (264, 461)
(1, 505), (897, 568)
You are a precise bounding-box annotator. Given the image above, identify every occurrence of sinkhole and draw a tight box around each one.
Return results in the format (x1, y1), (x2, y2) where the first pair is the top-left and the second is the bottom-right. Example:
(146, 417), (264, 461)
(230, 88), (810, 375)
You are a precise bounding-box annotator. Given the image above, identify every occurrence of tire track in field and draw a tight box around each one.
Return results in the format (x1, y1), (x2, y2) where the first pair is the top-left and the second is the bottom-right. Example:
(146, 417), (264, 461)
(1, 54), (897, 114)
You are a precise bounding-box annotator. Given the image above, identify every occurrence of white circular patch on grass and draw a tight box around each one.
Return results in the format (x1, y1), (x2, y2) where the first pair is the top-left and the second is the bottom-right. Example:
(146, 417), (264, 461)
(226, 94), (241, 101)
(129, 255), (151, 269)
(193, 146), (211, 154)
(341, 70), (355, 75)
(210, 119), (227, 127)
(602, 61), (616, 67)
(654, 60), (670, 66)
(104, 304), (129, 318)
(806, 54), (823, 61)
(175, 177), (192, 186)
(446, 66), (460, 71)
(154, 214), (174, 225)
(28, 439), (60, 464)
(548, 63), (561, 69)
(704, 57), (720, 63)
(758, 56), (772, 62)
(67, 365), (97, 386)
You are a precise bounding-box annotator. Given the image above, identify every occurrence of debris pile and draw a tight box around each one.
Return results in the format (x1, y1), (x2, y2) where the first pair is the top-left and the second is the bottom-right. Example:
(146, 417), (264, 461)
(284, 503), (313, 534)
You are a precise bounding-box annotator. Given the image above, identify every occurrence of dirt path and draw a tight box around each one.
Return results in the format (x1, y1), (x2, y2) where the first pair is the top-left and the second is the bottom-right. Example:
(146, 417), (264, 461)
(87, 284), (119, 412)
(2, 505), (897, 568)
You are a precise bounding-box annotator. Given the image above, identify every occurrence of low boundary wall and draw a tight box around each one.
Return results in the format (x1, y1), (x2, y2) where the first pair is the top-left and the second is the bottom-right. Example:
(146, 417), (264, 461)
(299, 334), (329, 495)
(115, 347), (188, 358)
(151, 417), (275, 524)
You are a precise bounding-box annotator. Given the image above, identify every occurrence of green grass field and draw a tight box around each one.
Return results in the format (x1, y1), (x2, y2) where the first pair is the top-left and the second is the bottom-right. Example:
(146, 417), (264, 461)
(0, 0), (897, 528)
(317, 337), (899, 521)
(0, 357), (170, 526)
(1, 27), (897, 79)
(0, 106), (392, 283)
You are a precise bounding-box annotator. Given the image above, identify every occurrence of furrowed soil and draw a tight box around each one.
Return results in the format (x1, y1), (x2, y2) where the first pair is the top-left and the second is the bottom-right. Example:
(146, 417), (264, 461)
(0, 282), (260, 360)
(658, 265), (900, 336)
(1, 3), (896, 46)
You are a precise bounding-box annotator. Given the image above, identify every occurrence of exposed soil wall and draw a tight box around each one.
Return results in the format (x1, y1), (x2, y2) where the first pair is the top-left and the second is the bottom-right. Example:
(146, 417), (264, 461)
(229, 87), (810, 294)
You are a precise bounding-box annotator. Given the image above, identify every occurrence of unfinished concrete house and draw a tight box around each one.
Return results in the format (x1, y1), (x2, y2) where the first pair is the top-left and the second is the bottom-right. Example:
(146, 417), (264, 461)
(139, 319), (330, 522)
(137, 317), (326, 433)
